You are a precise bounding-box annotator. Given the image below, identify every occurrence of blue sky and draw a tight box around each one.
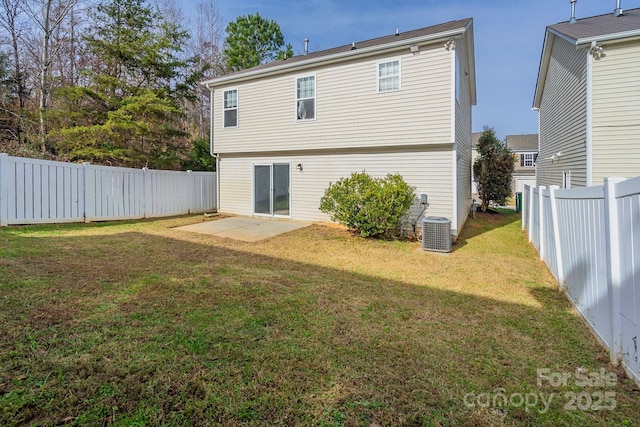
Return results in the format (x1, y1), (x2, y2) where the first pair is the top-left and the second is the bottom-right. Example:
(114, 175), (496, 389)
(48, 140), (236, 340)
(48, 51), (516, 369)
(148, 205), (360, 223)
(184, 0), (628, 139)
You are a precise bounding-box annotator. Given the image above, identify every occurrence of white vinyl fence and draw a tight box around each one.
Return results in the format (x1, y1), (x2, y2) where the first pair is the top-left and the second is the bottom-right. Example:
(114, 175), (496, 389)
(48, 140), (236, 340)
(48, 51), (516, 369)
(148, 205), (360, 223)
(0, 154), (217, 226)
(523, 177), (640, 386)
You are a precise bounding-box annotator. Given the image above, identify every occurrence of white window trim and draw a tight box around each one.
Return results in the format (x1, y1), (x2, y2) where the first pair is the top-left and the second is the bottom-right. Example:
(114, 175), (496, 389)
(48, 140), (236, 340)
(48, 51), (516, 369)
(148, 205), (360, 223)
(563, 170), (571, 189)
(377, 58), (402, 93)
(222, 88), (238, 128)
(295, 74), (316, 122)
(521, 152), (537, 167)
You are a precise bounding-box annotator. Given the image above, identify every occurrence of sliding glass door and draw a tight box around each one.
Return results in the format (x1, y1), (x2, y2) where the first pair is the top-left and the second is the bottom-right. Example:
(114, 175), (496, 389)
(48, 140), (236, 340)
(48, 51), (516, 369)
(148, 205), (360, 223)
(253, 163), (290, 216)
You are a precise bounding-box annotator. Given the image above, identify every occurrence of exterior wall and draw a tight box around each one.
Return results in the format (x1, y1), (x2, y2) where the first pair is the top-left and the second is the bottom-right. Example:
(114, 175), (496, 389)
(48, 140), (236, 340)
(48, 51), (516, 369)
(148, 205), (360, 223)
(213, 45), (452, 154)
(537, 36), (588, 187)
(454, 42), (472, 233)
(592, 40), (640, 184)
(218, 145), (456, 232)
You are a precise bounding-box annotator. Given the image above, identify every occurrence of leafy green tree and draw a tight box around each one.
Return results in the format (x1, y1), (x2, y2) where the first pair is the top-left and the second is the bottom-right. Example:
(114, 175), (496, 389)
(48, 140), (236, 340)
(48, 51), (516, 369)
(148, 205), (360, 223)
(181, 137), (215, 171)
(223, 13), (293, 72)
(320, 172), (415, 238)
(473, 127), (515, 212)
(50, 0), (196, 169)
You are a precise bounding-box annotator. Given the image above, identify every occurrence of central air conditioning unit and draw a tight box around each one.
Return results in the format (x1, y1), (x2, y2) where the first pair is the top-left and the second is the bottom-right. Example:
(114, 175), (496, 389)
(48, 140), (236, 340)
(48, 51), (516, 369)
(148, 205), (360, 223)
(422, 216), (452, 253)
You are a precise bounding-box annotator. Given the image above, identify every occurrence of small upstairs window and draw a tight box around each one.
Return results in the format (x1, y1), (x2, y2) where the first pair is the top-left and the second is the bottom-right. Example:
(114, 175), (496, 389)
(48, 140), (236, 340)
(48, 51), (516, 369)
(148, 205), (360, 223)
(223, 89), (238, 128)
(520, 153), (538, 167)
(296, 76), (315, 121)
(378, 60), (400, 92)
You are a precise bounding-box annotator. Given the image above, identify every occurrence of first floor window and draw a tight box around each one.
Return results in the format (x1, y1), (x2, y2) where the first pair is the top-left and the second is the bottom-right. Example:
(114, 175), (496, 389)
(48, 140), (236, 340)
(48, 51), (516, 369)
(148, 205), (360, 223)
(296, 76), (315, 120)
(378, 59), (400, 92)
(223, 89), (238, 128)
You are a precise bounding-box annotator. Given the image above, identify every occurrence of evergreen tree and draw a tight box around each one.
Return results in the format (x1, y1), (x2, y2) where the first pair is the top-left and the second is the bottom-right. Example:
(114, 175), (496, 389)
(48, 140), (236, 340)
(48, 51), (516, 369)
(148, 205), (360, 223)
(473, 127), (515, 212)
(51, 0), (196, 169)
(223, 13), (293, 72)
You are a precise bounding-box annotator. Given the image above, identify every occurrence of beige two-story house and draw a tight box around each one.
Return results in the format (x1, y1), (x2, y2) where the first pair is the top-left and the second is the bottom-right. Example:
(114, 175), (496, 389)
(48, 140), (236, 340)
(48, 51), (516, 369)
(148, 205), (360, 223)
(533, 8), (640, 188)
(203, 18), (476, 236)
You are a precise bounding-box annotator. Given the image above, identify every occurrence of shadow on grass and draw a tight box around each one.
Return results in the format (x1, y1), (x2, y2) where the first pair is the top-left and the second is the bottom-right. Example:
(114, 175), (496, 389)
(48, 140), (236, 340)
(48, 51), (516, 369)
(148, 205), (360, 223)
(0, 227), (637, 426)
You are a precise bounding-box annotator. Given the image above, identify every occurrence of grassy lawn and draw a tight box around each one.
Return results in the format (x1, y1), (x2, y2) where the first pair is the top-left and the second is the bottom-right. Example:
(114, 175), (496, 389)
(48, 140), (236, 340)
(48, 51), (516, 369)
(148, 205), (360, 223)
(0, 211), (638, 426)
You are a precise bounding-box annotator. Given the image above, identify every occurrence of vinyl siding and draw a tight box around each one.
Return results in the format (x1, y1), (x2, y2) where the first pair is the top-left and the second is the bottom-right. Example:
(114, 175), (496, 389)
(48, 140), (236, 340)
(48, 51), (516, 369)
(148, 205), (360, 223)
(537, 36), (588, 187)
(218, 146), (456, 231)
(592, 40), (640, 184)
(454, 42), (472, 234)
(213, 45), (452, 154)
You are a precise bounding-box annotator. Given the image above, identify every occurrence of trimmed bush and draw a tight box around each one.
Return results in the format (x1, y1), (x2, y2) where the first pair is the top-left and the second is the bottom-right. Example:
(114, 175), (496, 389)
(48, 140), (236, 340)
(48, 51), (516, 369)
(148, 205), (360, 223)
(319, 172), (415, 237)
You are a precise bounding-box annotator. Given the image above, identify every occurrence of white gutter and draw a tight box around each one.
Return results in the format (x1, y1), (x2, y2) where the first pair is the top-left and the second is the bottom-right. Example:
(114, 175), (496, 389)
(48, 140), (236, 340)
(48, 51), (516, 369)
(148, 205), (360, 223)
(547, 26), (640, 47)
(576, 29), (640, 45)
(586, 42), (594, 187)
(203, 25), (470, 88)
(209, 88), (220, 211)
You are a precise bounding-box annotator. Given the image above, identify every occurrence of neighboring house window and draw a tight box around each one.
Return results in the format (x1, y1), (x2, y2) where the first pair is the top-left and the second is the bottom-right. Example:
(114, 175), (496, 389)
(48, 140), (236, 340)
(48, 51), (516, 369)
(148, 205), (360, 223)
(563, 171), (571, 189)
(223, 89), (238, 128)
(520, 153), (538, 167)
(296, 76), (315, 120)
(378, 60), (400, 92)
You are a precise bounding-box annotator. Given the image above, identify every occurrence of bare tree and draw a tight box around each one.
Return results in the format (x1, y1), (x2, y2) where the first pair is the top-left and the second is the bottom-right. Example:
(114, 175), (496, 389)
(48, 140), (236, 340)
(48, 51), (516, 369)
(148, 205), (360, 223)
(23, 0), (78, 153)
(0, 0), (26, 110)
(189, 0), (224, 139)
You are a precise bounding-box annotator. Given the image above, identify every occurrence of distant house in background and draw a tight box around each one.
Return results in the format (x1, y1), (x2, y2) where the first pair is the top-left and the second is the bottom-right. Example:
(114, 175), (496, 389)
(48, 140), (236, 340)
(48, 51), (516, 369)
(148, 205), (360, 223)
(471, 132), (538, 202)
(506, 134), (538, 193)
(203, 19), (477, 237)
(533, 7), (640, 188)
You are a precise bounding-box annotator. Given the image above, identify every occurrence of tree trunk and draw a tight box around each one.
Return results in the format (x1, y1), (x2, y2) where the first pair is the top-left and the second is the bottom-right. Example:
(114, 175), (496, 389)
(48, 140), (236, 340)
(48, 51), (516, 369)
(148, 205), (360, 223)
(38, 0), (52, 154)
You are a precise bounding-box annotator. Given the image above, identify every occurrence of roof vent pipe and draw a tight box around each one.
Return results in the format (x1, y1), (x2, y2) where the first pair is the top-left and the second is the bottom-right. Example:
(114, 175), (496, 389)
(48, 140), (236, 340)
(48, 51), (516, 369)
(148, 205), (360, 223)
(304, 38), (309, 55)
(614, 0), (623, 16)
(570, 0), (578, 24)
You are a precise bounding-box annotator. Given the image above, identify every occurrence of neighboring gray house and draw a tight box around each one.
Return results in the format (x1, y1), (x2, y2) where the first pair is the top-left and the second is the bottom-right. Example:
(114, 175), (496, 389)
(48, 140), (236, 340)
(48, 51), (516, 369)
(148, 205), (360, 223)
(533, 7), (640, 188)
(506, 134), (538, 193)
(203, 18), (477, 236)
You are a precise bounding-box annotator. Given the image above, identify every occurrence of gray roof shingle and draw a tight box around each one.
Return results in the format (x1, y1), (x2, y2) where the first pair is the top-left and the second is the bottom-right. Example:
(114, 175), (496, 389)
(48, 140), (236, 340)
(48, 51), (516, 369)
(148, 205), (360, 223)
(203, 18), (472, 85)
(548, 7), (640, 43)
(505, 134), (538, 152)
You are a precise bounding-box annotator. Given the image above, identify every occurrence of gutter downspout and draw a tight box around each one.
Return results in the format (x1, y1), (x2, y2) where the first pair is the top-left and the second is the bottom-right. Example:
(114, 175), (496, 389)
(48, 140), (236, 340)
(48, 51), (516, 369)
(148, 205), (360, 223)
(209, 86), (220, 211)
(586, 42), (594, 186)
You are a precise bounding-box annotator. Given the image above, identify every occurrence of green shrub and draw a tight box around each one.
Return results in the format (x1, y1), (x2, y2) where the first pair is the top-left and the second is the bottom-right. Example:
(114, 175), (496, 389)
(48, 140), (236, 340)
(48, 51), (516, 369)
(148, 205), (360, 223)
(319, 172), (415, 237)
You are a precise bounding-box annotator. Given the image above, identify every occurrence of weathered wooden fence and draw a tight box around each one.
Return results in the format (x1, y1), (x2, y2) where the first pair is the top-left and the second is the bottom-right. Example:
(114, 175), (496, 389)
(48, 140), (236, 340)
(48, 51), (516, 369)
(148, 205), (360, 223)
(523, 177), (640, 386)
(0, 154), (217, 226)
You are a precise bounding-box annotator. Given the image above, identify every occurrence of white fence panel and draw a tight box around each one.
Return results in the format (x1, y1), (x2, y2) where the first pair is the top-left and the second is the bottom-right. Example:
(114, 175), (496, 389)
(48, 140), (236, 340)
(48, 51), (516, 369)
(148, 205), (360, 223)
(555, 186), (611, 347)
(615, 177), (640, 382)
(145, 169), (190, 217)
(524, 177), (640, 386)
(0, 154), (217, 226)
(189, 171), (217, 214)
(522, 185), (531, 233)
(541, 188), (559, 280)
(531, 186), (540, 250)
(86, 165), (146, 222)
(2, 156), (85, 225)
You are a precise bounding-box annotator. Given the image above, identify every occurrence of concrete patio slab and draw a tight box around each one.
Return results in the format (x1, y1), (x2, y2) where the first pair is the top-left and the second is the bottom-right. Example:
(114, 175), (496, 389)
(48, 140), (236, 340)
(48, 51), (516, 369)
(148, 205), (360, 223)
(176, 216), (311, 242)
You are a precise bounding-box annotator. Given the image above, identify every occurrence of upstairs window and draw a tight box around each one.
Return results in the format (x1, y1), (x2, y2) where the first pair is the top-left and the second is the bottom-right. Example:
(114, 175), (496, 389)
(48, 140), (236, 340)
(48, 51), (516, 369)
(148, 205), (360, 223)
(520, 153), (538, 167)
(378, 60), (400, 92)
(223, 89), (238, 128)
(296, 76), (315, 121)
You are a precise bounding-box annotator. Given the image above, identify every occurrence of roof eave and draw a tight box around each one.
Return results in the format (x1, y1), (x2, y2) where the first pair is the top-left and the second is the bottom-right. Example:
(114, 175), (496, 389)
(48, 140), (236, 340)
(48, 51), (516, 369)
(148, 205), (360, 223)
(464, 20), (477, 106)
(576, 28), (640, 45)
(533, 25), (640, 108)
(202, 25), (470, 88)
(533, 30), (556, 109)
